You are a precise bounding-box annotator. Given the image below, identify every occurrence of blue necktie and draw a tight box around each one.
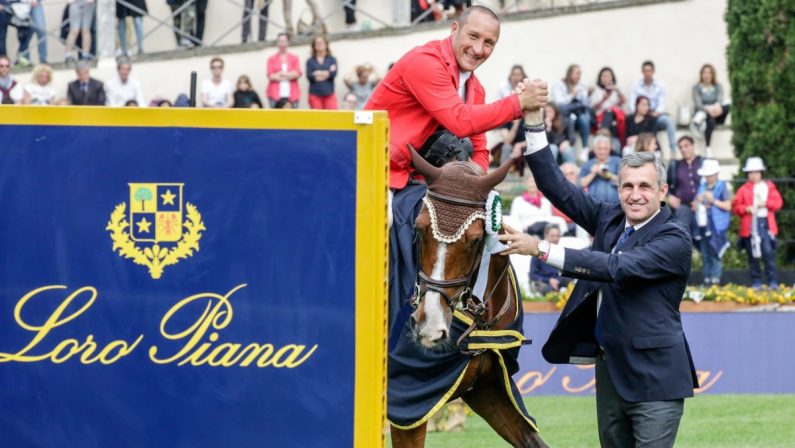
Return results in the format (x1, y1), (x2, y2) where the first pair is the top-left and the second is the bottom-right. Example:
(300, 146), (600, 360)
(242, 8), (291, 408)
(613, 226), (636, 254)
(595, 225), (636, 345)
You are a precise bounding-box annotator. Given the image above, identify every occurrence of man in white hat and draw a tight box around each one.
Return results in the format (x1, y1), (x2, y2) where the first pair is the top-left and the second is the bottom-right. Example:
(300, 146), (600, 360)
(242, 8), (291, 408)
(694, 159), (732, 285)
(732, 157), (784, 289)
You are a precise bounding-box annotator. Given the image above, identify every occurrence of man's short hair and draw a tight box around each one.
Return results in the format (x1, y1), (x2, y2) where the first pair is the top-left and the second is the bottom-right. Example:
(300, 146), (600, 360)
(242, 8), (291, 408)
(642, 60), (655, 71)
(456, 5), (500, 25)
(592, 134), (611, 150)
(544, 224), (560, 237)
(75, 60), (90, 72)
(210, 56), (224, 68)
(277, 32), (290, 41)
(560, 162), (578, 176)
(117, 57), (132, 71)
(620, 152), (666, 188)
(677, 135), (694, 146)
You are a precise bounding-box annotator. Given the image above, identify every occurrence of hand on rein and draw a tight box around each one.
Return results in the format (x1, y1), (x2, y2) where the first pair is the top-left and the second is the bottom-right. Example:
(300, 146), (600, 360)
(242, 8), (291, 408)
(497, 224), (540, 257)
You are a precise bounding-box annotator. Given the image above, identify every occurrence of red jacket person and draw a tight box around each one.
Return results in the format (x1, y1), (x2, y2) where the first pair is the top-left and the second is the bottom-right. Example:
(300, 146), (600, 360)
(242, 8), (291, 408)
(366, 5), (547, 346)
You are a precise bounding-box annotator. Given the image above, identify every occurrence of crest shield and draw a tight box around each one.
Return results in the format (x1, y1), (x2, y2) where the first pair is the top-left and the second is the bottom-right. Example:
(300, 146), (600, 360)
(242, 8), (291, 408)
(128, 183), (184, 243)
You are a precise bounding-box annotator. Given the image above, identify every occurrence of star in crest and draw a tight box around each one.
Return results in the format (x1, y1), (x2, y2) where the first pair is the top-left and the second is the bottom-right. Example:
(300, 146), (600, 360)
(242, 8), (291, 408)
(161, 189), (177, 206)
(136, 217), (152, 233)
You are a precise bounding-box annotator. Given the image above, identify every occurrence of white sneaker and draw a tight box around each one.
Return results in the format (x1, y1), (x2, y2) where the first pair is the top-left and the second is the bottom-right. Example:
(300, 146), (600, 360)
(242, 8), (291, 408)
(705, 146), (713, 158)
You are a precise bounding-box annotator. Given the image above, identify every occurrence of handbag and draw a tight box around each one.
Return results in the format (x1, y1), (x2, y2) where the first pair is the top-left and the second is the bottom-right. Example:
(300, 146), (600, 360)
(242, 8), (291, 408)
(9, 2), (32, 28)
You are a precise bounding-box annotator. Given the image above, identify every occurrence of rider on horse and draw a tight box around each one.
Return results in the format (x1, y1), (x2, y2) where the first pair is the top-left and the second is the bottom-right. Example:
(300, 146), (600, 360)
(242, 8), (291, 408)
(364, 4), (547, 348)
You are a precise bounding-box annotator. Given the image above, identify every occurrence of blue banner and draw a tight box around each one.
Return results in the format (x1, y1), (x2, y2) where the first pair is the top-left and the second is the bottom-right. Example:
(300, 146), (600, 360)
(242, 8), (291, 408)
(0, 109), (388, 448)
(515, 312), (795, 395)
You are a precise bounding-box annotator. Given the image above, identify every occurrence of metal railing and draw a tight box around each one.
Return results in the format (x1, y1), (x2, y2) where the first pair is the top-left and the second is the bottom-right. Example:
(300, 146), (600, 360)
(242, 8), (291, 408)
(2, 0), (663, 65)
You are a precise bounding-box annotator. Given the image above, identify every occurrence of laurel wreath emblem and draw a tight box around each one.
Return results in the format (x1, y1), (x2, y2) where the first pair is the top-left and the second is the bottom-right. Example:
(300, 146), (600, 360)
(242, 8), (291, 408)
(106, 202), (205, 279)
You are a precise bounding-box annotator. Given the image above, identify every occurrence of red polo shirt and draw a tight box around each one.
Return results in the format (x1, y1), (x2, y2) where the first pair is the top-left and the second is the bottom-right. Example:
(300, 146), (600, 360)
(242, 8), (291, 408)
(366, 37), (522, 189)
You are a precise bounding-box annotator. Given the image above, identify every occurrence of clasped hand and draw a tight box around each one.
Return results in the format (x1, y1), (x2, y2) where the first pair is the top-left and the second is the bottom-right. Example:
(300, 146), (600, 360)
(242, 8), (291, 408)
(514, 78), (549, 121)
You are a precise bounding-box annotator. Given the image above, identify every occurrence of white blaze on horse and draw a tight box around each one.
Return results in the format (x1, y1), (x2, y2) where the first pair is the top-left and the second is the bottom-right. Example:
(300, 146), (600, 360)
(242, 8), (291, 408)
(389, 150), (548, 448)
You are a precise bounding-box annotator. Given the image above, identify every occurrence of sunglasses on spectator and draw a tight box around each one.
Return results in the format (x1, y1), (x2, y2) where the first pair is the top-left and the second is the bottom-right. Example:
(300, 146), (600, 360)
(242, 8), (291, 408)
(211, 65), (223, 69)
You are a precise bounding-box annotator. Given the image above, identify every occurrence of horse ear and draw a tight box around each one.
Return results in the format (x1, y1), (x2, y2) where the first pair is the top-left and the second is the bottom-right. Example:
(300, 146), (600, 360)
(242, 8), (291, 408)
(409, 144), (442, 184)
(476, 157), (515, 196)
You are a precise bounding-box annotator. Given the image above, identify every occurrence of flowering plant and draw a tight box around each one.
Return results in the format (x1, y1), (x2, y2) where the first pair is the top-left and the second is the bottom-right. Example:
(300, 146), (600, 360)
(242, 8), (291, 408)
(532, 283), (794, 309)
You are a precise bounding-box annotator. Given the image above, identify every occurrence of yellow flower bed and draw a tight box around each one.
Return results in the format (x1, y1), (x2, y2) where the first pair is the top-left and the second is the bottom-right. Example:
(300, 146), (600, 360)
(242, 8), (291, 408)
(685, 283), (795, 305)
(543, 283), (795, 309)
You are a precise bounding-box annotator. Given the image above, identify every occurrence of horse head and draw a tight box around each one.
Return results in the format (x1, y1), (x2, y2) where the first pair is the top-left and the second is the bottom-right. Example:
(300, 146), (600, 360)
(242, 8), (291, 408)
(409, 148), (513, 349)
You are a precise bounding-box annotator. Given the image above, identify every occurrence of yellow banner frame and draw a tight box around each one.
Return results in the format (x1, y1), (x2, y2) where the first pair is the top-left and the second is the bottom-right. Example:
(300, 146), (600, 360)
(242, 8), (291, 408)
(0, 106), (389, 448)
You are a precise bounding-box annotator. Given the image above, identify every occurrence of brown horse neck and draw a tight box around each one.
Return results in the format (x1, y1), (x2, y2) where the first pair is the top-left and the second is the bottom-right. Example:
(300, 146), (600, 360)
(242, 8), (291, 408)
(482, 253), (515, 329)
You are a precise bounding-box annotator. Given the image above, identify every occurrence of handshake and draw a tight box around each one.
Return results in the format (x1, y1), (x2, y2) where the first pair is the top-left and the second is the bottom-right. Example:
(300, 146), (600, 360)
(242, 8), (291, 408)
(513, 78), (549, 127)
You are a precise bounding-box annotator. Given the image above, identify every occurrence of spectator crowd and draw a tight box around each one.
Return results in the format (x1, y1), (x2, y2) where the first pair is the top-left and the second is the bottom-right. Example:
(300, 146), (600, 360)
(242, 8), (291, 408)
(0, 31), (381, 108)
(497, 61), (784, 293)
(0, 4), (784, 291)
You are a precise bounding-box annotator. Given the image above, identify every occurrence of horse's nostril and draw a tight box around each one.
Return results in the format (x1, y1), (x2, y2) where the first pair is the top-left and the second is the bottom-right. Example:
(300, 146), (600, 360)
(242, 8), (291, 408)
(433, 330), (448, 343)
(410, 316), (417, 328)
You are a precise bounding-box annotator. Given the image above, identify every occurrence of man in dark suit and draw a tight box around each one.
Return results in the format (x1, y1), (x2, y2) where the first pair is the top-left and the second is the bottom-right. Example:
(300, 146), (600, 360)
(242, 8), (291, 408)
(500, 99), (698, 447)
(67, 61), (105, 106)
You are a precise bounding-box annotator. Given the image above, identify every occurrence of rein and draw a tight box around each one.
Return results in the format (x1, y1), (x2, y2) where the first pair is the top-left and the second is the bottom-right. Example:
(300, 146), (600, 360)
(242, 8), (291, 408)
(410, 191), (515, 355)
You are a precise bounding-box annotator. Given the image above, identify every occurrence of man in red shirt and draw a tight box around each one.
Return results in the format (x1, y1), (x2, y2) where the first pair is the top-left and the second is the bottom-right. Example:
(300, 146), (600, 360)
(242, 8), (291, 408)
(367, 6), (546, 189)
(367, 5), (548, 346)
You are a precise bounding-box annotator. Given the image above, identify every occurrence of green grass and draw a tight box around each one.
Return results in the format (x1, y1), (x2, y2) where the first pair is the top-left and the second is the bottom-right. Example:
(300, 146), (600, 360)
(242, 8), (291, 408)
(398, 395), (795, 447)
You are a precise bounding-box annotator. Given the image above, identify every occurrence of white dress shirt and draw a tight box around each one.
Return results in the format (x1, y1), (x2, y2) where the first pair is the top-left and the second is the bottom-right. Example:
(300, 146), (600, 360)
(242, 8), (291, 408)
(105, 75), (146, 107)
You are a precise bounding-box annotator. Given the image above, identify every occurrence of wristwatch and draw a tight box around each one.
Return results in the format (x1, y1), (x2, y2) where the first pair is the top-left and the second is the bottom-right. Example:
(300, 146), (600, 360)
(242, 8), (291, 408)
(537, 240), (551, 261)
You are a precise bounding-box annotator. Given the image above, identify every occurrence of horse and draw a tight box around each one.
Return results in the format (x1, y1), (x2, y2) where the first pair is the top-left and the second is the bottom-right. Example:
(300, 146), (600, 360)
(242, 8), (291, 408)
(389, 151), (548, 448)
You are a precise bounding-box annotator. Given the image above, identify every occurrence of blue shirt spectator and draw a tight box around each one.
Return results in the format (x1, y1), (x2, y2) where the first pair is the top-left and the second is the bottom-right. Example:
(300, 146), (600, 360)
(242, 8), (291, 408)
(530, 257), (560, 284)
(628, 60), (678, 154)
(306, 54), (337, 97)
(579, 136), (620, 203)
(629, 64), (667, 114)
(529, 225), (570, 294)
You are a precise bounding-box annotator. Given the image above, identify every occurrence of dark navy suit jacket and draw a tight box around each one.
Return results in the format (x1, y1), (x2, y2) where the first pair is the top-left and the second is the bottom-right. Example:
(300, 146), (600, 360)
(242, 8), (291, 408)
(525, 146), (699, 403)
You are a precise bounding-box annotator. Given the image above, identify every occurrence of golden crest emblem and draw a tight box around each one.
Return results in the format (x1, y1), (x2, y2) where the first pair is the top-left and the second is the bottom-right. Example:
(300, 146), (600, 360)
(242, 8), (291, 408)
(106, 183), (205, 279)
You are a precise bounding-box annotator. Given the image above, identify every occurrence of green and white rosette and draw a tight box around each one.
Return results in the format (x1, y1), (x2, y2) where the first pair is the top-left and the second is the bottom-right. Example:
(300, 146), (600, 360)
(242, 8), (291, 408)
(485, 190), (502, 236)
(474, 190), (507, 300)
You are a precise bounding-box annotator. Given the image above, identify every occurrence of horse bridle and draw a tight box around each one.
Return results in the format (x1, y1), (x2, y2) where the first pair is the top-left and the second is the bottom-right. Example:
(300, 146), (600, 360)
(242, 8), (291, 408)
(409, 190), (513, 349)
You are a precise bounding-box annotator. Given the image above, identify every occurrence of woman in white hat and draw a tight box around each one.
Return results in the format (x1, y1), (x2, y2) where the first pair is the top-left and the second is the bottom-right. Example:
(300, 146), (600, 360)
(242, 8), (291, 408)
(732, 157), (784, 290)
(693, 159), (732, 285)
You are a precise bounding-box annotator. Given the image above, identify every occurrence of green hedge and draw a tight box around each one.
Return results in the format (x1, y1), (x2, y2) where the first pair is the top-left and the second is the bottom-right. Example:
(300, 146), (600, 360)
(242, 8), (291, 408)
(726, 0), (795, 265)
